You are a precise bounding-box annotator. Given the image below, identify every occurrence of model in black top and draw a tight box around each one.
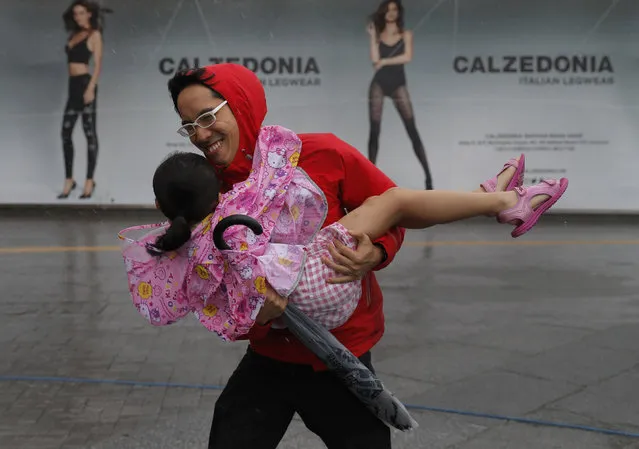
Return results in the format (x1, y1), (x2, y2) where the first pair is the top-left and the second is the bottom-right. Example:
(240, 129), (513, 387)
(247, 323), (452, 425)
(58, 1), (111, 199)
(367, 0), (433, 190)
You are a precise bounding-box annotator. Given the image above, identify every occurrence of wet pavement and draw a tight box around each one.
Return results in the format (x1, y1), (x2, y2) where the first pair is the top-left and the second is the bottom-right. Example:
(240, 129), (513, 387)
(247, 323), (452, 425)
(1, 209), (639, 449)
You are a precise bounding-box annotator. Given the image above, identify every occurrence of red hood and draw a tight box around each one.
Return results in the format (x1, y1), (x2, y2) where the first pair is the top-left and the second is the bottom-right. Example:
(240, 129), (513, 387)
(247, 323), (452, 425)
(187, 63), (267, 188)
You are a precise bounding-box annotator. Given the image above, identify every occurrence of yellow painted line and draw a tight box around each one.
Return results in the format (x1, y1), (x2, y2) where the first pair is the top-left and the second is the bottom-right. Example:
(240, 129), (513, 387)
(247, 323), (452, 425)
(405, 240), (639, 247)
(1, 240), (639, 254)
(0, 246), (121, 254)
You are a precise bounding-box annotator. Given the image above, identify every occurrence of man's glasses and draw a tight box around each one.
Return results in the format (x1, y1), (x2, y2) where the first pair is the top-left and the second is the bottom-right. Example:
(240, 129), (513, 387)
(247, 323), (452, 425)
(177, 100), (228, 138)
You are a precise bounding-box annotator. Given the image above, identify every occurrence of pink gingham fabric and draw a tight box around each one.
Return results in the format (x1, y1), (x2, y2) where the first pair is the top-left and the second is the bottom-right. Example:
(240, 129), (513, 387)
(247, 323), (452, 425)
(287, 222), (360, 330)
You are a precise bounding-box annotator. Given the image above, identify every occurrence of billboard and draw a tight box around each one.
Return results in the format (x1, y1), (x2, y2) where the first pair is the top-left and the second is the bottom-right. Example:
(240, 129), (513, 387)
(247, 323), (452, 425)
(1, 0), (638, 211)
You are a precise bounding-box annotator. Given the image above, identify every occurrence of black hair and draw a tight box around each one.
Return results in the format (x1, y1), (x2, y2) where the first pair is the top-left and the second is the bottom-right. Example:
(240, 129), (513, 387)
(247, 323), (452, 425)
(63, 1), (113, 33)
(369, 0), (405, 36)
(150, 151), (221, 254)
(167, 68), (225, 113)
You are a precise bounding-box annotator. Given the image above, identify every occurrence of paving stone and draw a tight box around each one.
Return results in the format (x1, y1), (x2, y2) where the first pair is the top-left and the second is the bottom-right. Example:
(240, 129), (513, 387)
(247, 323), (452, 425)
(3, 213), (639, 447)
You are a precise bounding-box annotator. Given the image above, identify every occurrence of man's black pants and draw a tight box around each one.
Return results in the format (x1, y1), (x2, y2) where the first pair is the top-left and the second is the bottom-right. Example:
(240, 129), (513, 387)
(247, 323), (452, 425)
(208, 346), (391, 449)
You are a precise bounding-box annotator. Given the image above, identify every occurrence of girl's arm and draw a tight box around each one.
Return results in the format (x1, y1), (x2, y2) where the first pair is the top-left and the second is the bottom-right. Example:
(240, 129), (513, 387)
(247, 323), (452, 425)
(379, 30), (413, 66)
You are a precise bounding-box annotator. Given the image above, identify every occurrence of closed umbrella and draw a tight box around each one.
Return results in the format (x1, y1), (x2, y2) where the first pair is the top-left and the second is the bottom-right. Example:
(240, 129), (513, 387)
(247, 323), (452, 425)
(213, 215), (418, 431)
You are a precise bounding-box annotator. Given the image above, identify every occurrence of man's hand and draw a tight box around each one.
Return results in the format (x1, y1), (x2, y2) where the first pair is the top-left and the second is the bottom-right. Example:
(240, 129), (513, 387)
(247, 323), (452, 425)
(321, 231), (384, 284)
(255, 282), (288, 325)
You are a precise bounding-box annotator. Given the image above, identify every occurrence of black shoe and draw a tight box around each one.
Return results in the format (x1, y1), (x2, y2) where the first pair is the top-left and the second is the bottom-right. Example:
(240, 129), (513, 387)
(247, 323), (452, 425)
(79, 180), (96, 199)
(425, 179), (433, 190)
(57, 181), (77, 199)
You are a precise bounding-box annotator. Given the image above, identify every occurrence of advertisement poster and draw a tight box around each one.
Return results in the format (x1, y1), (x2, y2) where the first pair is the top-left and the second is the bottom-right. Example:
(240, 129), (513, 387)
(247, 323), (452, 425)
(1, 0), (637, 211)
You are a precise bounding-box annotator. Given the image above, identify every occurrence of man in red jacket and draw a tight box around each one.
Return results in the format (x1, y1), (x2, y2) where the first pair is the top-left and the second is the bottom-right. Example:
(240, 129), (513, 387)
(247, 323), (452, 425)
(168, 63), (405, 448)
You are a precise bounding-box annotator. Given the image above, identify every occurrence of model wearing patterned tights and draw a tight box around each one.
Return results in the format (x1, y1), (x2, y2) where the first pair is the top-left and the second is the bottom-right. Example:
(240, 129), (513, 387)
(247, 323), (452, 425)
(58, 1), (111, 199)
(367, 0), (433, 190)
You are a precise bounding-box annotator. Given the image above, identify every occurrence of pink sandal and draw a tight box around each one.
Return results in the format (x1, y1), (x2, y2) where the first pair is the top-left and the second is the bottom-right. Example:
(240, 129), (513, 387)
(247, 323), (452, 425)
(497, 178), (569, 238)
(481, 154), (526, 192)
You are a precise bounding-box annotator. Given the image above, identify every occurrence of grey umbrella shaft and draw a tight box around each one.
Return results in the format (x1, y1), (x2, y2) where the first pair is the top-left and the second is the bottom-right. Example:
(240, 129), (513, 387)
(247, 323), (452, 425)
(282, 303), (417, 430)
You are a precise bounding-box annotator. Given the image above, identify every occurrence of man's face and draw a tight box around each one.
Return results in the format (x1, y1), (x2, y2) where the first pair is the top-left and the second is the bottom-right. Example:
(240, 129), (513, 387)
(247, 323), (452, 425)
(176, 84), (239, 167)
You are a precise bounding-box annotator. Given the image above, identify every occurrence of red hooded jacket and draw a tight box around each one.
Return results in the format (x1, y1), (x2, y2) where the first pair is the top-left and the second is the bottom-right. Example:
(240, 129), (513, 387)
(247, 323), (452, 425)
(188, 64), (405, 370)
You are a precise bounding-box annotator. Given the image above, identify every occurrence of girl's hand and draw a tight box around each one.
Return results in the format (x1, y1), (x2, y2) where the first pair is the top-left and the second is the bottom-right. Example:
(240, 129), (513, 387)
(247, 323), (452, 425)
(255, 282), (288, 325)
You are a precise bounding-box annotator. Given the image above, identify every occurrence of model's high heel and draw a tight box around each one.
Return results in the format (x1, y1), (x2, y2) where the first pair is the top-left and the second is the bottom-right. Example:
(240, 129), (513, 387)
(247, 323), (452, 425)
(79, 180), (96, 199)
(57, 180), (77, 199)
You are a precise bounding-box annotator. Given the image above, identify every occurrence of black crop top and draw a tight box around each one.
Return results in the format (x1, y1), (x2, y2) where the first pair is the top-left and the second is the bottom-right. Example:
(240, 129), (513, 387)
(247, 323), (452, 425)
(66, 36), (92, 64)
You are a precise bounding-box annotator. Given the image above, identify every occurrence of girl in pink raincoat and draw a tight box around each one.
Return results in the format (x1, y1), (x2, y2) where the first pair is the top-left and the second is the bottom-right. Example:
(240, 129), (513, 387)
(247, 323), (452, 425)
(119, 125), (568, 341)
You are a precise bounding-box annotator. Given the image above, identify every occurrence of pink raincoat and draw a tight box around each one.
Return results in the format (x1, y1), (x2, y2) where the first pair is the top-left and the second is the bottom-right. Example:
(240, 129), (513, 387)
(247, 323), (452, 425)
(119, 125), (360, 341)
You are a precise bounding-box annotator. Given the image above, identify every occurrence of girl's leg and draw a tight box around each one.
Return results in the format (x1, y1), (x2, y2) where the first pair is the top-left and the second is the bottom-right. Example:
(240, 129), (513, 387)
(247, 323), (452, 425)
(338, 189), (511, 241)
(338, 179), (565, 241)
(338, 155), (525, 238)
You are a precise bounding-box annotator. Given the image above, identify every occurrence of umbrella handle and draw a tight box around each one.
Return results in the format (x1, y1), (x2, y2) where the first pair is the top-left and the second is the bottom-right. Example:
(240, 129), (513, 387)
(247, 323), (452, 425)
(212, 214), (264, 250)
